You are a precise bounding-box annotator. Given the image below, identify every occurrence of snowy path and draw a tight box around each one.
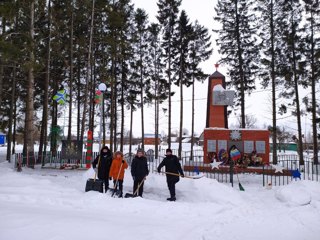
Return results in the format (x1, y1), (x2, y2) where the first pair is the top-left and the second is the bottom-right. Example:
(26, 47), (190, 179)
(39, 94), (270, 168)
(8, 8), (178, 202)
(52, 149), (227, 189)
(0, 162), (319, 240)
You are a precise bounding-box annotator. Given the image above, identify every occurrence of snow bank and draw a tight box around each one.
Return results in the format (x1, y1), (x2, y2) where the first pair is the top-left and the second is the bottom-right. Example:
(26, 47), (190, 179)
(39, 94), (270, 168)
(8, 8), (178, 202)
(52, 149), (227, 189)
(275, 180), (320, 206)
(0, 162), (320, 240)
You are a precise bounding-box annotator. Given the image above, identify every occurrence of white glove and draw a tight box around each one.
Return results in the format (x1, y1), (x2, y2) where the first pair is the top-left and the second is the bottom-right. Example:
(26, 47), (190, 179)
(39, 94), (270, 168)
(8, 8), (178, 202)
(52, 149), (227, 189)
(93, 168), (98, 175)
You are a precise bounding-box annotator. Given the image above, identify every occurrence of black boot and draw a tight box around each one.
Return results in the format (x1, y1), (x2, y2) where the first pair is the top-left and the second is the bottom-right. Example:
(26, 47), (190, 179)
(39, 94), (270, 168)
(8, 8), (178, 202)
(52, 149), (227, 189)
(166, 197), (176, 201)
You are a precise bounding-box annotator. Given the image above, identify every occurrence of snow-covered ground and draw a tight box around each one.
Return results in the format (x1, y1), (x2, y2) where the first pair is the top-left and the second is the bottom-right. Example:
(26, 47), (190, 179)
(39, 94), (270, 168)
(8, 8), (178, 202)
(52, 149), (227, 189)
(0, 159), (319, 240)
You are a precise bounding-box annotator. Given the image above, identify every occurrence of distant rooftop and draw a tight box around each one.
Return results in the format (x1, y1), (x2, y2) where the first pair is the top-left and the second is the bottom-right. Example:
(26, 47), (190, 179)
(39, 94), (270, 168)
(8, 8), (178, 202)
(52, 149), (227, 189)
(144, 134), (162, 138)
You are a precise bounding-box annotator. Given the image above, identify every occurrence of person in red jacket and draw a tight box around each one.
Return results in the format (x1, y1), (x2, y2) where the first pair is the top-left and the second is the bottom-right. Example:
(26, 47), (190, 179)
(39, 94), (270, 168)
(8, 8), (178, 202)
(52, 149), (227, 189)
(109, 151), (128, 197)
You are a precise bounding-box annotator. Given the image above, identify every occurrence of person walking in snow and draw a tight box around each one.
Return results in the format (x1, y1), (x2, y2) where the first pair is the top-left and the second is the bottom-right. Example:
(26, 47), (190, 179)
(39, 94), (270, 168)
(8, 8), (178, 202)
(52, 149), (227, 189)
(92, 146), (113, 192)
(109, 151), (128, 198)
(131, 149), (149, 197)
(157, 149), (184, 201)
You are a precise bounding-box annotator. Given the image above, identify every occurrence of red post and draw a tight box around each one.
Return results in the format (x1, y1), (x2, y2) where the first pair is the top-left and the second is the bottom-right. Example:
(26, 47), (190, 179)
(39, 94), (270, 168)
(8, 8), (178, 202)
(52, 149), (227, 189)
(86, 130), (93, 169)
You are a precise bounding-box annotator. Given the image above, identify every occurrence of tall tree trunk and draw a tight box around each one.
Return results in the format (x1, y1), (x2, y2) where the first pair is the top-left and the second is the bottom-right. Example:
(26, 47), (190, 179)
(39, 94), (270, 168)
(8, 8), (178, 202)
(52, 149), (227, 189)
(6, 64), (16, 162)
(270, 0), (278, 165)
(113, 58), (118, 152)
(309, 8), (318, 165)
(0, 17), (5, 106)
(154, 77), (159, 160)
(67, 1), (74, 142)
(113, 84), (118, 151)
(129, 101), (133, 159)
(168, 43), (172, 149)
(110, 61), (115, 153)
(140, 65), (145, 150)
(178, 75), (183, 159)
(38, 0), (52, 164)
(77, 63), (81, 141)
(12, 100), (17, 155)
(24, 1), (35, 167)
(80, 0), (95, 143)
(6, 15), (16, 162)
(190, 78), (195, 161)
(0, 61), (3, 107)
(235, 1), (246, 128)
(290, 3), (304, 165)
(120, 70), (125, 152)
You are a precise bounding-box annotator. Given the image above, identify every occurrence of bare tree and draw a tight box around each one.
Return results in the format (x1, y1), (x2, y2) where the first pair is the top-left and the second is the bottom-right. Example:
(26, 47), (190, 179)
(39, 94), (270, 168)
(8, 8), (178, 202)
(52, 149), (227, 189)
(236, 114), (257, 129)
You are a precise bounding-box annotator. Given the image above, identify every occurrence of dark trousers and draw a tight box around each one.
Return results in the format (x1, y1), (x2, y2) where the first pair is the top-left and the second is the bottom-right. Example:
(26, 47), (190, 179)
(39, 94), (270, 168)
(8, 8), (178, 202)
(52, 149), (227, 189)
(113, 180), (123, 193)
(167, 181), (176, 198)
(98, 178), (110, 192)
(133, 180), (144, 197)
(104, 179), (109, 191)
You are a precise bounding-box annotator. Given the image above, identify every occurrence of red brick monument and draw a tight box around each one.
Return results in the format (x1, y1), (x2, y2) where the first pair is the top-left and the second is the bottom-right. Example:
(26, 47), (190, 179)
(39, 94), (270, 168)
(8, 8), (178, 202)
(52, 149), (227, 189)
(203, 65), (270, 165)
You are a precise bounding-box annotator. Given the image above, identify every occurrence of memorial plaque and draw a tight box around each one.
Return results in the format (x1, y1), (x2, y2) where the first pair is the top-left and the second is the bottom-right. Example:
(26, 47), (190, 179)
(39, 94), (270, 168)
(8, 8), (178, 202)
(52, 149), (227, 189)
(207, 140), (216, 152)
(256, 141), (266, 154)
(213, 90), (235, 106)
(218, 140), (227, 151)
(244, 141), (254, 153)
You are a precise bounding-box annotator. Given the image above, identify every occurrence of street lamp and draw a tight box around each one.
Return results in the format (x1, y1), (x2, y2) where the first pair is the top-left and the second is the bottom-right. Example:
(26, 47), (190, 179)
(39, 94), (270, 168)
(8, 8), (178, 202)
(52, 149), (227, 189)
(98, 83), (106, 151)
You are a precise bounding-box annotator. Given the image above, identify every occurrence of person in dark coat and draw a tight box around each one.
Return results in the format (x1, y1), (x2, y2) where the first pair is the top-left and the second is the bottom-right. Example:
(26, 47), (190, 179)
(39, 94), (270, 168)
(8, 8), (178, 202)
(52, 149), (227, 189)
(131, 149), (149, 197)
(92, 146), (113, 192)
(157, 149), (184, 201)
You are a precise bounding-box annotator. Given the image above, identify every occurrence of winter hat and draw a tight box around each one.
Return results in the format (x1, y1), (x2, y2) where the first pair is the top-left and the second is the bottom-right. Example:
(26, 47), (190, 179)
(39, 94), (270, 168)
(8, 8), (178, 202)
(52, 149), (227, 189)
(137, 149), (144, 154)
(166, 149), (172, 154)
(114, 151), (123, 158)
(100, 146), (109, 153)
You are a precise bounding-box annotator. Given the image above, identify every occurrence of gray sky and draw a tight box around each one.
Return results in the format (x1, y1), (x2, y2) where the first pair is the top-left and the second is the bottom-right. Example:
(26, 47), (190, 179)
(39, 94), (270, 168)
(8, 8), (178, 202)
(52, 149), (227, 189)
(128, 0), (314, 139)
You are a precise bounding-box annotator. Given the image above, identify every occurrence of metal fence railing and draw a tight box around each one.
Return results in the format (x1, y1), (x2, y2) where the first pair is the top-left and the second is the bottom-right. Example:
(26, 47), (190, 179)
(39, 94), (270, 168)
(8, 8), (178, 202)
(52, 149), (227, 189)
(14, 151), (99, 169)
(263, 155), (320, 186)
(14, 150), (319, 187)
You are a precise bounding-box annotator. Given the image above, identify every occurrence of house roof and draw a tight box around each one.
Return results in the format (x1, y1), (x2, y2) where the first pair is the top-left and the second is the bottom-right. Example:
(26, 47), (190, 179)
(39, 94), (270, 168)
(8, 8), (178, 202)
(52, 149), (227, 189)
(144, 134), (162, 138)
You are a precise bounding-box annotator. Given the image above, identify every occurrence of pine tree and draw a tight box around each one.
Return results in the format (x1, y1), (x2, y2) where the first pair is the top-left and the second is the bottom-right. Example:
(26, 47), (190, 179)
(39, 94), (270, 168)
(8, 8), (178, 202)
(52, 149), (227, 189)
(146, 22), (166, 160)
(0, 0), (21, 161)
(38, 0), (53, 164)
(49, 0), (74, 154)
(189, 21), (212, 160)
(173, 10), (193, 159)
(214, 0), (259, 128)
(157, 0), (181, 148)
(256, 0), (284, 164)
(132, 8), (151, 150)
(277, 0), (305, 165)
(302, 0), (320, 165)
(24, 0), (36, 167)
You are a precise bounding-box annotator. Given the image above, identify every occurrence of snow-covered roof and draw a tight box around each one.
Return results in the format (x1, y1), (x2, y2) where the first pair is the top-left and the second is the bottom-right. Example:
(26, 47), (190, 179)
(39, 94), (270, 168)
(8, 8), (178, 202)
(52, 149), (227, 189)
(144, 134), (162, 138)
